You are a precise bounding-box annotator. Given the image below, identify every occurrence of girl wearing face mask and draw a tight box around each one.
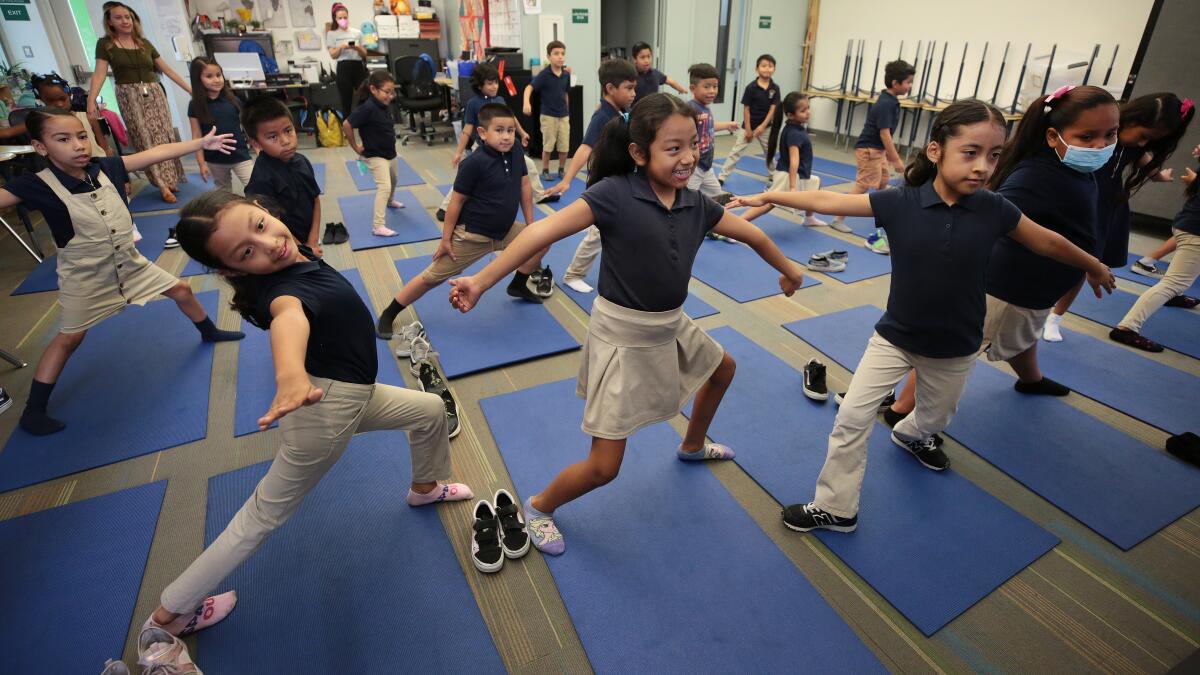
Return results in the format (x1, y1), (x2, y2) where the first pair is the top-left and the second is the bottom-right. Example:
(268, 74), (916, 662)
(326, 3), (367, 116)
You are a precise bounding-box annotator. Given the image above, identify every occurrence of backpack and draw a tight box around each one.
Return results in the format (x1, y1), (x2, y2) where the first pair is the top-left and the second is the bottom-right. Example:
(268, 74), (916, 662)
(316, 107), (345, 147)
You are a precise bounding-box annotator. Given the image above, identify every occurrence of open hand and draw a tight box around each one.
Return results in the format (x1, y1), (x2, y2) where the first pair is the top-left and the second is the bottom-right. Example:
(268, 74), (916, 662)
(200, 127), (237, 154)
(449, 275), (483, 312)
(1086, 265), (1117, 298)
(433, 238), (456, 263)
(257, 375), (323, 430)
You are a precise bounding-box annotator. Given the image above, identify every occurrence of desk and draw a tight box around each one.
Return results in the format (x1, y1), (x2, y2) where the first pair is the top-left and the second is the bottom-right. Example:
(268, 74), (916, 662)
(0, 145), (43, 261)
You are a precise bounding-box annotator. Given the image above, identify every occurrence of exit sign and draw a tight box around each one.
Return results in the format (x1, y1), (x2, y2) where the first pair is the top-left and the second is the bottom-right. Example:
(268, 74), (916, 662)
(1, 4), (29, 20)
(758, 15), (771, 29)
(572, 8), (588, 23)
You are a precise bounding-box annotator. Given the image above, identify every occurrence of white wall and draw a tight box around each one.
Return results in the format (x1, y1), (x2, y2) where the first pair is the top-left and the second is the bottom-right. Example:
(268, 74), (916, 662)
(732, 0), (804, 104)
(658, 0), (718, 100)
(521, 0), (600, 114)
(806, 0), (1155, 139)
(1, 1), (65, 77)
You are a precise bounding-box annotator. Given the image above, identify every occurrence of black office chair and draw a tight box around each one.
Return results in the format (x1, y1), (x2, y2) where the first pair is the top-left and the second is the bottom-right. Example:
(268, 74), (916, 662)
(393, 56), (451, 146)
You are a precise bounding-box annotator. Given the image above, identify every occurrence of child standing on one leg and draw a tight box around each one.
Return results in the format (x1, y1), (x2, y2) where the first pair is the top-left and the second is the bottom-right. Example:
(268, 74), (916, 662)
(376, 103), (549, 341)
(548, 59), (639, 293)
(133, 192), (471, 670)
(715, 54), (780, 181)
(727, 100), (1114, 533)
(830, 60), (914, 241)
(0, 110), (244, 436)
(344, 70), (404, 238)
(188, 57), (254, 200)
(739, 92), (826, 227)
(243, 97), (324, 255)
(523, 40), (571, 182)
(450, 93), (806, 554)
(632, 42), (688, 105)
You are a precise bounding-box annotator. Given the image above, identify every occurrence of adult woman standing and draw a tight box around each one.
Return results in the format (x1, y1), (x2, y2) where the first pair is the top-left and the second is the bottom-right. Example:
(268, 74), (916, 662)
(326, 2), (368, 116)
(88, 2), (192, 204)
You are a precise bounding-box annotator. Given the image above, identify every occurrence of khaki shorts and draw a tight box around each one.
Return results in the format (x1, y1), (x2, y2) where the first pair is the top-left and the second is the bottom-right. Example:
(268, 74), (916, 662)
(854, 147), (890, 191)
(540, 114), (570, 153)
(768, 171), (821, 193)
(420, 221), (524, 284)
(980, 294), (1050, 361)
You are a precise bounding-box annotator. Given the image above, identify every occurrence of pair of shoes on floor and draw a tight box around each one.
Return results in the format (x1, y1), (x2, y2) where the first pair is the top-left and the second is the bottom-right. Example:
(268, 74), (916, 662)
(807, 252), (846, 273)
(414, 358), (460, 439)
(472, 489), (530, 573)
(322, 222), (349, 245)
(864, 229), (890, 255)
(394, 320), (427, 358)
(833, 388), (897, 410)
(528, 265), (555, 298)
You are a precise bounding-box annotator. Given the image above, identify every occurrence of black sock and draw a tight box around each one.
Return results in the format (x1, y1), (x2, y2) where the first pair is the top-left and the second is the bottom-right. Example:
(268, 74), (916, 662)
(1014, 377), (1070, 396)
(194, 317), (246, 342)
(882, 407), (907, 428)
(511, 271), (530, 287)
(21, 380), (65, 435)
(26, 379), (54, 412)
(506, 273), (542, 302)
(377, 300), (405, 338)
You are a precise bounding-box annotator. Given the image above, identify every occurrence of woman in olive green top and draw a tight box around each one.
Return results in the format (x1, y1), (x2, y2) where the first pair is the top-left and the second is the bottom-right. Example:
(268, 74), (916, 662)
(87, 1), (192, 204)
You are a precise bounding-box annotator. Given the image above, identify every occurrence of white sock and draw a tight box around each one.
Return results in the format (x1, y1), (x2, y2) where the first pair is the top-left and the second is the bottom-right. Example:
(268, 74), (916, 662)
(1138, 256), (1157, 266)
(1043, 313), (1063, 342)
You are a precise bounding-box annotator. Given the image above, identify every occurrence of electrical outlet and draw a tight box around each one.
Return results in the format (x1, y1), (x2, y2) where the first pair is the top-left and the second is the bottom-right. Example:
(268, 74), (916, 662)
(22, 46), (33, 58)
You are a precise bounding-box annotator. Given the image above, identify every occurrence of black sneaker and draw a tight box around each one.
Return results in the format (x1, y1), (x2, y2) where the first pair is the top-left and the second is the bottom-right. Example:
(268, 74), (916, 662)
(537, 193), (561, 203)
(334, 222), (349, 244)
(164, 227), (180, 249)
(1165, 294), (1199, 309)
(782, 502), (857, 533)
(322, 222), (336, 245)
(1130, 259), (1161, 277)
(534, 265), (554, 297)
(880, 407), (944, 447)
(493, 489), (530, 558)
(1109, 327), (1164, 352)
(471, 500), (504, 573)
(541, 169), (551, 182)
(803, 358), (828, 401)
(0, 387), (10, 415)
(436, 208), (446, 222)
(416, 361), (460, 439)
(891, 431), (950, 471)
(507, 276), (543, 303)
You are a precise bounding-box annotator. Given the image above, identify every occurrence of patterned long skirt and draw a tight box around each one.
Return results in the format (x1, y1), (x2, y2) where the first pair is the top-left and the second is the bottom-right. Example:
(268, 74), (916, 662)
(114, 82), (184, 191)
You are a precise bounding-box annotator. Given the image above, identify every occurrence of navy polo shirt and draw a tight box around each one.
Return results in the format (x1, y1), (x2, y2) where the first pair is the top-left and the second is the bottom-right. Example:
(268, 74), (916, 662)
(635, 67), (668, 102)
(582, 99), (624, 147)
(187, 96), (251, 164)
(581, 171), (725, 311)
(453, 143), (527, 239)
(2, 157), (130, 248)
(531, 67), (570, 117)
(776, 122), (812, 178)
(1096, 145), (1139, 265)
(855, 90), (900, 150)
(251, 249), (377, 385)
(741, 79), (780, 128)
(347, 97), (397, 160)
(245, 152), (321, 242)
(987, 149), (1099, 310)
(688, 99), (716, 171)
(462, 93), (499, 151)
(1173, 190), (1200, 236)
(872, 181), (1021, 358)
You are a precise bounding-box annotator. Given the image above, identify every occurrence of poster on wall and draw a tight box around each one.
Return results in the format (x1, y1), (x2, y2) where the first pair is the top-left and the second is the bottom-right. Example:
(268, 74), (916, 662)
(288, 0), (316, 27)
(522, 0), (540, 14)
(262, 0), (288, 27)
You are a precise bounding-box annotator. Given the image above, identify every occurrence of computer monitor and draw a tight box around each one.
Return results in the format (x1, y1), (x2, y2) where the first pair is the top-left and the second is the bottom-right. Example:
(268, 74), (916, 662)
(215, 52), (266, 82)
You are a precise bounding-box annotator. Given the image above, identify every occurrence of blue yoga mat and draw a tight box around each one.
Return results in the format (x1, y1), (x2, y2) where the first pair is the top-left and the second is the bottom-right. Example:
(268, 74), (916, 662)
(197, 434), (502, 671)
(0, 292), (218, 492)
(394, 254), (580, 377)
(233, 269), (406, 436)
(720, 171), (769, 195)
(128, 173), (209, 213)
(691, 237), (820, 302)
(11, 212), (184, 295)
(1112, 252), (1200, 295)
(480, 379), (884, 673)
(539, 229), (719, 319)
(337, 192), (442, 250)
(814, 171), (852, 187)
(546, 177), (588, 210)
(1068, 286), (1200, 359)
(785, 305), (1200, 551)
(1039, 328), (1200, 435)
(0, 481), (166, 674)
(754, 212), (891, 283)
(724, 154), (772, 177)
(312, 161), (327, 193)
(811, 155), (858, 180)
(697, 326), (1058, 636)
(344, 157), (425, 191)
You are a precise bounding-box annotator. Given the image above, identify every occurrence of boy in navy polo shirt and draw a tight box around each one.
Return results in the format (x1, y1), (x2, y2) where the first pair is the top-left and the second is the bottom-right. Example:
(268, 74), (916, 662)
(632, 42), (687, 104)
(242, 97), (324, 255)
(716, 54), (780, 183)
(523, 40), (571, 181)
(832, 59), (915, 242)
(377, 103), (549, 339)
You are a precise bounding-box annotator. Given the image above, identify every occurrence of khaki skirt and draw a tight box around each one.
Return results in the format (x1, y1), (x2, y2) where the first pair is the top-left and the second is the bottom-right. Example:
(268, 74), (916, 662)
(980, 294), (1051, 362)
(577, 296), (725, 440)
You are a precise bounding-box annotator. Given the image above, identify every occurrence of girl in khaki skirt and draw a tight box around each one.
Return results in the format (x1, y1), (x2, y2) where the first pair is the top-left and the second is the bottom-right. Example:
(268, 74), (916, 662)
(450, 93), (806, 555)
(0, 110), (245, 436)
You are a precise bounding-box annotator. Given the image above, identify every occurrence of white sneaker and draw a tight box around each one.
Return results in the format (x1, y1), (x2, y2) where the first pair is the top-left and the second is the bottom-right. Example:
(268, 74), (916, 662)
(802, 216), (828, 227)
(393, 321), (427, 358)
(563, 277), (593, 293)
(137, 625), (202, 674)
(1131, 259), (1162, 278)
(829, 219), (854, 234)
(807, 255), (846, 273)
(1042, 313), (1064, 342)
(408, 335), (435, 375)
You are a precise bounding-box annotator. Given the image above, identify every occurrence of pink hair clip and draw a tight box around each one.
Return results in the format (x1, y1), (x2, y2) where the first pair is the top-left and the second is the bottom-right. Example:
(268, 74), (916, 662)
(1043, 84), (1077, 112)
(1182, 98), (1195, 119)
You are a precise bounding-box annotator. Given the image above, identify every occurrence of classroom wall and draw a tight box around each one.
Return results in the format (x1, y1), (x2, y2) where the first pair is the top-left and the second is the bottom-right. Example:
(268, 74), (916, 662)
(658, 0), (718, 104)
(521, 0), (600, 116)
(806, 0), (1155, 140)
(0, 1), (65, 78)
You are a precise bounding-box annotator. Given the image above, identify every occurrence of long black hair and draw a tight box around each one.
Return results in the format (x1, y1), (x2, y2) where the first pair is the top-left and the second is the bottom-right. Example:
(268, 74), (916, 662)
(991, 85), (1117, 189)
(765, 92), (807, 169)
(353, 69), (395, 107)
(1117, 92), (1195, 199)
(26, 108), (82, 141)
(587, 92), (696, 187)
(904, 98), (1007, 187)
(189, 57), (240, 126)
(177, 191), (286, 327)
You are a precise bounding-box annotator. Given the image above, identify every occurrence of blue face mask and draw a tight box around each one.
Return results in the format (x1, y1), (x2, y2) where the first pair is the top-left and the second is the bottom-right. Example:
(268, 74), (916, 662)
(1054, 132), (1116, 173)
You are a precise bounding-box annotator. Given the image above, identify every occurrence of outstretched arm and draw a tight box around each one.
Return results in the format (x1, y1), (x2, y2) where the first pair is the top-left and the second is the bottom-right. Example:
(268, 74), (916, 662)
(710, 210), (805, 295)
(729, 190), (874, 218)
(123, 127), (234, 173)
(257, 296), (323, 430)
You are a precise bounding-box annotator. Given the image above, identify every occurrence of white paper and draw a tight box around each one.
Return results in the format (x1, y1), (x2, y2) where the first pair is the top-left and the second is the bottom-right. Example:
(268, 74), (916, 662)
(375, 15), (400, 39)
(397, 15), (420, 38)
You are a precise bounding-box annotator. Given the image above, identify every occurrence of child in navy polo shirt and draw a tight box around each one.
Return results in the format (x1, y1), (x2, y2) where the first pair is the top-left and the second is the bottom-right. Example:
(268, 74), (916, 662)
(632, 42), (687, 104)
(730, 99), (1113, 533)
(523, 40), (571, 181)
(832, 60), (915, 243)
(344, 70), (405, 238)
(187, 57), (253, 194)
(376, 103), (549, 341)
(242, 97), (324, 255)
(548, 58), (638, 293)
(686, 62), (742, 198)
(715, 54), (780, 182)
(739, 92), (826, 227)
(449, 93), (805, 555)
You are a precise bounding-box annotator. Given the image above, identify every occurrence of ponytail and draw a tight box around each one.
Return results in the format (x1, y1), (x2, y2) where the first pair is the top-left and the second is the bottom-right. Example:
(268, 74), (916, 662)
(354, 69), (394, 108)
(904, 98), (1007, 187)
(991, 84), (1115, 189)
(1119, 93), (1195, 199)
(588, 92), (696, 187)
(766, 92), (806, 168)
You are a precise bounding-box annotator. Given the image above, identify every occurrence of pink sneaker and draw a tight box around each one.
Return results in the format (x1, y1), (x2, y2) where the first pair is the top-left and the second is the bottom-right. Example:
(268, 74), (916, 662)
(372, 226), (398, 237)
(137, 625), (202, 674)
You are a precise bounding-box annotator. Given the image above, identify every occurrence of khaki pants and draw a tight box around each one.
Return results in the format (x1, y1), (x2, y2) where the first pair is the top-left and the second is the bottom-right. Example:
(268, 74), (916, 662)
(565, 226), (601, 282)
(814, 332), (977, 518)
(1120, 229), (1200, 332)
(210, 160), (254, 193)
(854, 147), (890, 191)
(366, 156), (397, 229)
(421, 222), (524, 284)
(160, 378), (450, 614)
(440, 154), (544, 211)
(716, 130), (771, 181)
(687, 167), (724, 197)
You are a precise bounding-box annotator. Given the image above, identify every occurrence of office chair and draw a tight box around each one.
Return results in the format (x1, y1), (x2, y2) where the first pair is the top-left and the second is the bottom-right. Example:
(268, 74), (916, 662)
(393, 56), (451, 146)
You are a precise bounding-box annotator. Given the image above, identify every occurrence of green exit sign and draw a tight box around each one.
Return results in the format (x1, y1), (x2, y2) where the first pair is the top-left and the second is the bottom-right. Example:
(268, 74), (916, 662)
(1, 4), (30, 20)
(758, 15), (771, 29)
(572, 8), (588, 23)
